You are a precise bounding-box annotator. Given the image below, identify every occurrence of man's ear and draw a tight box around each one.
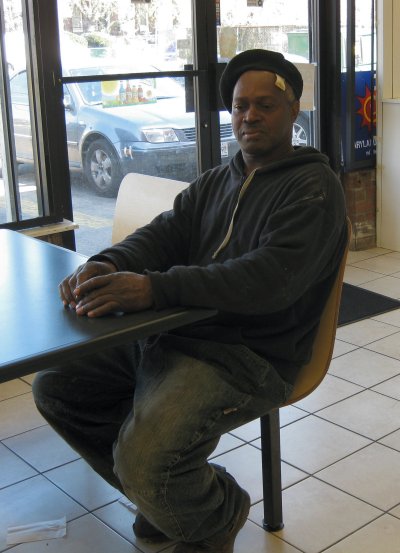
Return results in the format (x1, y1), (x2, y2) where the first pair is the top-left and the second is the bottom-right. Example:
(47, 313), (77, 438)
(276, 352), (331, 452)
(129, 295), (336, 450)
(291, 100), (300, 122)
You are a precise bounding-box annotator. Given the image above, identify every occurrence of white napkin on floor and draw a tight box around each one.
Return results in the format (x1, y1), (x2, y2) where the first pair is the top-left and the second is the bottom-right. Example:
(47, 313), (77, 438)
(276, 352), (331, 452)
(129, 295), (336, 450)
(118, 496), (138, 513)
(6, 516), (67, 545)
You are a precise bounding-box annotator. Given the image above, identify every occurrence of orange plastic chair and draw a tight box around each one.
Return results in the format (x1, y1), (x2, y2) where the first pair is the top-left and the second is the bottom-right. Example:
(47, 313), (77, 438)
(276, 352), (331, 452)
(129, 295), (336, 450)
(260, 218), (352, 531)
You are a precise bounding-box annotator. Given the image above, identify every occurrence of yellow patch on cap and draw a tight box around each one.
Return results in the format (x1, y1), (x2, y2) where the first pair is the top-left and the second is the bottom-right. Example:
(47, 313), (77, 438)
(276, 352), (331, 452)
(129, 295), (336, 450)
(275, 74), (286, 92)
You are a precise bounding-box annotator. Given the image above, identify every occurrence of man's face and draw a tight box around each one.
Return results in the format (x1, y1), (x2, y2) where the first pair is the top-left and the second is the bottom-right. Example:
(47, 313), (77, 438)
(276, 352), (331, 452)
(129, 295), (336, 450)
(231, 70), (300, 166)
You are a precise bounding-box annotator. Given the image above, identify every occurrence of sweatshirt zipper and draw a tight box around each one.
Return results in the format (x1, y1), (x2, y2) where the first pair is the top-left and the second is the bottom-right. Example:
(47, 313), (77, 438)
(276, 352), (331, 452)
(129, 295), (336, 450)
(212, 169), (257, 260)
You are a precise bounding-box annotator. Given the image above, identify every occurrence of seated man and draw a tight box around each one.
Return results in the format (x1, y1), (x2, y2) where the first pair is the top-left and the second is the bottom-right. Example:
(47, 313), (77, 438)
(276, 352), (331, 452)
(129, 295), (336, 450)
(33, 49), (347, 553)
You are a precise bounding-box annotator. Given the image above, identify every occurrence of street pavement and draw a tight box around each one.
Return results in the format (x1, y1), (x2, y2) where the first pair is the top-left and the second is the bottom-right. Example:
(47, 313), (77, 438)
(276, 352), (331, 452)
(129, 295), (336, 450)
(70, 173), (115, 257)
(1, 165), (117, 257)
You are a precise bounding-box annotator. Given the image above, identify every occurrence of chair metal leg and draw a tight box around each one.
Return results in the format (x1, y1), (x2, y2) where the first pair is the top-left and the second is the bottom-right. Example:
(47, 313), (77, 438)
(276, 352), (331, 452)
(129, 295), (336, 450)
(260, 409), (284, 531)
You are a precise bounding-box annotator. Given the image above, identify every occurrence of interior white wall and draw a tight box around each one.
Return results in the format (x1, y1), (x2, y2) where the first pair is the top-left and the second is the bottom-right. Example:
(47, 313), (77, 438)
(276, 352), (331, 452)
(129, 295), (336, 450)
(376, 0), (400, 250)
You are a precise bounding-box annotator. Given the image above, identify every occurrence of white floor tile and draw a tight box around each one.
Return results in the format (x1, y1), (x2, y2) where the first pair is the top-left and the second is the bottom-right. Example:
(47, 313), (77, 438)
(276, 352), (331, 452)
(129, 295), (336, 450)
(94, 500), (172, 552)
(250, 478), (381, 553)
(0, 379), (31, 401)
(332, 339), (358, 358)
(0, 443), (37, 488)
(328, 347), (400, 387)
(295, 374), (362, 412)
(344, 265), (383, 285)
(3, 425), (80, 472)
(365, 331), (400, 360)
(211, 444), (263, 503)
(0, 393), (45, 440)
(213, 443), (307, 505)
(2, 247), (400, 553)
(318, 389), (400, 440)
(20, 374), (35, 385)
(235, 519), (302, 553)
(230, 419), (261, 442)
(384, 251), (400, 260)
(346, 248), (393, 263)
(372, 374), (400, 400)
(378, 428), (400, 452)
(323, 514), (400, 553)
(352, 255), (400, 275)
(359, 276), (400, 299)
(316, 442), (400, 510)
(279, 415), (370, 473)
(279, 405), (308, 427)
(390, 504), (400, 519)
(0, 475), (87, 552)
(44, 458), (121, 511)
(209, 432), (245, 458)
(373, 307), (400, 326)
(247, 440), (309, 489)
(7, 514), (141, 553)
(280, 461), (309, 489)
(336, 319), (399, 347)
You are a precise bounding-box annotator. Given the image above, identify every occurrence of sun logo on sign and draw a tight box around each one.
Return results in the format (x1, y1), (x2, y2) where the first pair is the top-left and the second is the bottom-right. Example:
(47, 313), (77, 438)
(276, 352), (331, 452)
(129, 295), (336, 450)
(356, 84), (376, 132)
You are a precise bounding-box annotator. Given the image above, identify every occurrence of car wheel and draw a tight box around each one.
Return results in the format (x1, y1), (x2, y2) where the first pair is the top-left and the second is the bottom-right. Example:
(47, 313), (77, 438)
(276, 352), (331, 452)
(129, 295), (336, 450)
(292, 114), (310, 147)
(83, 138), (122, 197)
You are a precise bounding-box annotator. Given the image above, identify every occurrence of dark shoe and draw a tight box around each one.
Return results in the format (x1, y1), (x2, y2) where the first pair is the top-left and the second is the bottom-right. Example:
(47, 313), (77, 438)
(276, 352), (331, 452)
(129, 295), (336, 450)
(172, 489), (251, 553)
(133, 512), (169, 543)
(131, 465), (227, 543)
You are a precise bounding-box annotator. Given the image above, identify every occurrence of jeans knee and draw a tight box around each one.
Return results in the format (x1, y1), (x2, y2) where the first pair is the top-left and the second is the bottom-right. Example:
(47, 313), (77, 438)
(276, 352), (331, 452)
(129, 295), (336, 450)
(113, 432), (166, 500)
(32, 370), (55, 407)
(32, 370), (74, 422)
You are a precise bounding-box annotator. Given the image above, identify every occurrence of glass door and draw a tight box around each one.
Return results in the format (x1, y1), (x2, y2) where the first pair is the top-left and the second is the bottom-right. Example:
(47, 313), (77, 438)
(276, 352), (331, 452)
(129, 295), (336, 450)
(217, 0), (314, 147)
(55, 0), (315, 256)
(0, 0), (41, 225)
(56, 0), (201, 255)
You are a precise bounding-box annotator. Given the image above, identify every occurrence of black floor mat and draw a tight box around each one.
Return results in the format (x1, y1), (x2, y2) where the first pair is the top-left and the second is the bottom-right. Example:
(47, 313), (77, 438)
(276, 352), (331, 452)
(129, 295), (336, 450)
(338, 283), (400, 326)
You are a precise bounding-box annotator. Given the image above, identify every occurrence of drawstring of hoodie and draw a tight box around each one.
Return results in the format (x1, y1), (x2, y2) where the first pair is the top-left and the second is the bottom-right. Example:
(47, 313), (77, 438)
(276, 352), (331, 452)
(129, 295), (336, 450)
(212, 169), (257, 259)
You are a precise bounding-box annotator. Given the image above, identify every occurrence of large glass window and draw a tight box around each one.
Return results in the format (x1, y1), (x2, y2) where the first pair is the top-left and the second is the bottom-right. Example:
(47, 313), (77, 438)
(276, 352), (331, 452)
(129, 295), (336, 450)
(0, 0), (72, 238)
(0, 0), (40, 225)
(55, 0), (315, 255)
(217, 0), (314, 147)
(58, 0), (193, 73)
(0, 0), (331, 256)
(57, 1), (208, 200)
(56, 0), (228, 255)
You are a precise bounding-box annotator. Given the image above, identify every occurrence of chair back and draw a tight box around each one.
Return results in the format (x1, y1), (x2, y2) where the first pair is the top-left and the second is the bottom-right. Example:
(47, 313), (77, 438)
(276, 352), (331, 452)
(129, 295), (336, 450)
(283, 217), (352, 405)
(112, 173), (189, 244)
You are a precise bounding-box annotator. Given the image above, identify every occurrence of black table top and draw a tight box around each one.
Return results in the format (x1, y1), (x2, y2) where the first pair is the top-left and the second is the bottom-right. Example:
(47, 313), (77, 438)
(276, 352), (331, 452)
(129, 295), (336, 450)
(0, 229), (216, 382)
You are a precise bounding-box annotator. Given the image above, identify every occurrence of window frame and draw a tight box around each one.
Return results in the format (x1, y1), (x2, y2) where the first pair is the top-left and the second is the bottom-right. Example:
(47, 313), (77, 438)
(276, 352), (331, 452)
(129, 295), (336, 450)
(0, 0), (74, 249)
(1, 0), (342, 249)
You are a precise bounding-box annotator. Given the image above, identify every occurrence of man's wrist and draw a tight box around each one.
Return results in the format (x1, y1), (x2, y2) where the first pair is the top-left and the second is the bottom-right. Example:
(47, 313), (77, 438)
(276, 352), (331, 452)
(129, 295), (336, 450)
(88, 254), (118, 273)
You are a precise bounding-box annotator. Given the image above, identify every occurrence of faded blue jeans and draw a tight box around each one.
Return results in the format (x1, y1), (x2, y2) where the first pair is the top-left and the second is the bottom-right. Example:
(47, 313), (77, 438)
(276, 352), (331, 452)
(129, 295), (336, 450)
(32, 338), (293, 543)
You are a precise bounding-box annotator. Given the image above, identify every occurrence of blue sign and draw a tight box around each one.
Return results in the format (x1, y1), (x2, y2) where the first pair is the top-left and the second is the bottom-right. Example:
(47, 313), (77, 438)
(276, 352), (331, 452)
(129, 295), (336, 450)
(341, 70), (376, 169)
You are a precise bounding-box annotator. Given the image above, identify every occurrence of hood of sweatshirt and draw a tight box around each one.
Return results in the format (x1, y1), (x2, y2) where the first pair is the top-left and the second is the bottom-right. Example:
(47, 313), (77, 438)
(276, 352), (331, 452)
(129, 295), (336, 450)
(229, 146), (332, 178)
(212, 147), (334, 259)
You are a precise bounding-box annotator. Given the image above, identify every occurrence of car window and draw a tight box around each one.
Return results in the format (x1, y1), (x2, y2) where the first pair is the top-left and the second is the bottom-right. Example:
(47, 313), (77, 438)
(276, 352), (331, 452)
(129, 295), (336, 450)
(68, 65), (184, 105)
(9, 71), (29, 105)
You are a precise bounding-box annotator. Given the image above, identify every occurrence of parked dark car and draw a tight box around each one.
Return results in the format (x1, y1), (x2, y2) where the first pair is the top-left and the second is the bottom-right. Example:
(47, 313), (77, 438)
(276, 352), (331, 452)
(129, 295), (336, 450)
(9, 65), (310, 196)
(10, 66), (239, 196)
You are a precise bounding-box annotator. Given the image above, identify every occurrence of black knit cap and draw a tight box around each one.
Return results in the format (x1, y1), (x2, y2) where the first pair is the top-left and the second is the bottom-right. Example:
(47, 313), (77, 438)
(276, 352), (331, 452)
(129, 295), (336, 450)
(219, 49), (303, 112)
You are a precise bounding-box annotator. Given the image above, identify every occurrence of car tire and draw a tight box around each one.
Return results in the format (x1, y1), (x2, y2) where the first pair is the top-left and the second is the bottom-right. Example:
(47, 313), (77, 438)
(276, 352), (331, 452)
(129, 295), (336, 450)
(292, 113), (310, 147)
(83, 138), (122, 197)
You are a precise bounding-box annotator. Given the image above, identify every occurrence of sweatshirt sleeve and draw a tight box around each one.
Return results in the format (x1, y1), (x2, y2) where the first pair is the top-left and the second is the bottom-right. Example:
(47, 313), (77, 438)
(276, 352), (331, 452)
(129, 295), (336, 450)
(148, 174), (347, 315)
(91, 182), (197, 273)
